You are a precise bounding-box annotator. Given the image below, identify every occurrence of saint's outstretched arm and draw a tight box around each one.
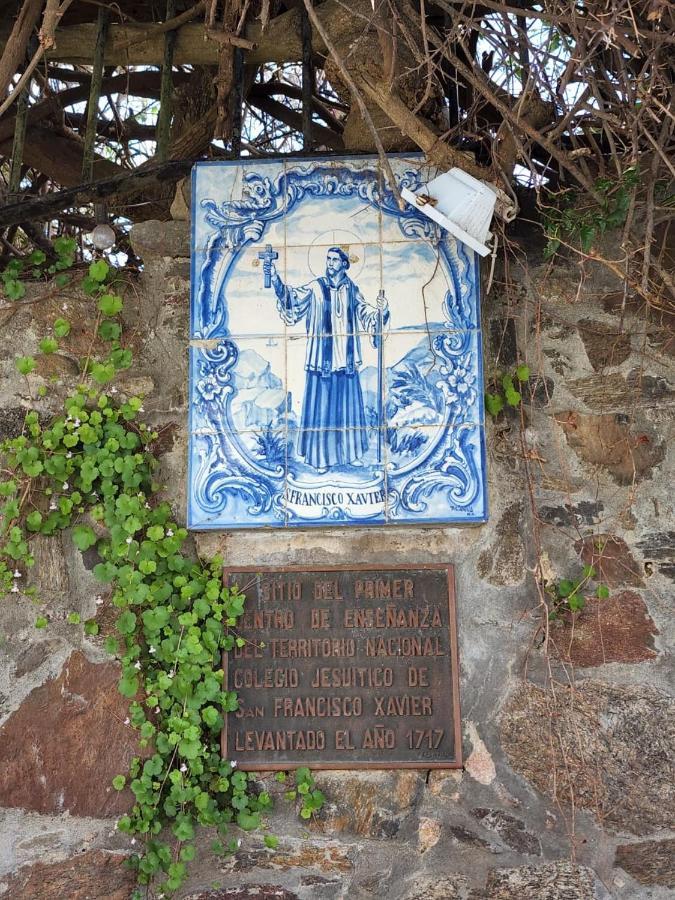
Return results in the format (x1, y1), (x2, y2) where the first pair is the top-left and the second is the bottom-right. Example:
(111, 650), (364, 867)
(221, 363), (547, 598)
(269, 266), (312, 326)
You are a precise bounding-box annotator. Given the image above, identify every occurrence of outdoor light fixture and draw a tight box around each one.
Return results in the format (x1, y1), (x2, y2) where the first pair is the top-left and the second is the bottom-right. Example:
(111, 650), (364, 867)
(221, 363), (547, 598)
(90, 222), (116, 250)
(401, 168), (499, 257)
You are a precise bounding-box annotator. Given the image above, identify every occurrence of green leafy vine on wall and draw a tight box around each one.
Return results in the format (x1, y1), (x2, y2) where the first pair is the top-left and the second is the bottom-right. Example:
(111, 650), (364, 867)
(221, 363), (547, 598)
(542, 166), (641, 258)
(0, 254), (324, 896)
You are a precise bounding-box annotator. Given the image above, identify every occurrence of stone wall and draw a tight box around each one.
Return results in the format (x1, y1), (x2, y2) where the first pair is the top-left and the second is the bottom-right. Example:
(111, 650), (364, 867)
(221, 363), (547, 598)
(0, 209), (673, 899)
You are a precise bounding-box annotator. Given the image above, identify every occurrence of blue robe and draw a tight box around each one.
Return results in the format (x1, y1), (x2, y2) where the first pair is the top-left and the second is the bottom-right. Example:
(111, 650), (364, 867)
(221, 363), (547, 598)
(273, 272), (388, 469)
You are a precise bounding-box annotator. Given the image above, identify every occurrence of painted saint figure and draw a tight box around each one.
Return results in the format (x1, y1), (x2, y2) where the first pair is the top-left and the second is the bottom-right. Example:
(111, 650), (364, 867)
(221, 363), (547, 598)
(265, 247), (389, 473)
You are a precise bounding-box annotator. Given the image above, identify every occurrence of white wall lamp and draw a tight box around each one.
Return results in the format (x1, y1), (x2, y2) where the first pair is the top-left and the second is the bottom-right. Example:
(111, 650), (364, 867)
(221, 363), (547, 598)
(401, 167), (506, 257)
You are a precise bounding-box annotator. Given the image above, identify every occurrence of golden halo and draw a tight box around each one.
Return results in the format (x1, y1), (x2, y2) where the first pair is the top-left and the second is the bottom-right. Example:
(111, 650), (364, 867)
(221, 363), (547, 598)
(307, 228), (367, 279)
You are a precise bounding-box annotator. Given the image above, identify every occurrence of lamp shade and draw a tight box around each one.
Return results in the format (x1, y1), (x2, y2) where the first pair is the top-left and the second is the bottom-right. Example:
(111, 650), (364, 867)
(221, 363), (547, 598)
(401, 168), (498, 257)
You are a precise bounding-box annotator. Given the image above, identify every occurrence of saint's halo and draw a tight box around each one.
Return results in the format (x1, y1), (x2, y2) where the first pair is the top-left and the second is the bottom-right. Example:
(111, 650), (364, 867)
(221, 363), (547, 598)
(307, 229), (367, 280)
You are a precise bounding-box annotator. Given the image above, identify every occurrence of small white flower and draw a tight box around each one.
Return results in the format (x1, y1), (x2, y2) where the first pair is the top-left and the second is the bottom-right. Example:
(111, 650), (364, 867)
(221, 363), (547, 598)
(62, 303), (68, 310)
(133, 661), (141, 669)
(96, 595), (103, 605)
(236, 838), (242, 848)
(125, 536), (133, 545)
(231, 760), (237, 769)
(62, 482), (69, 490)
(66, 415), (72, 422)
(166, 672), (173, 679)
(166, 529), (174, 537)
(66, 451), (72, 458)
(110, 387), (118, 394)
(148, 645), (156, 655)
(10, 583), (19, 593)
(73, 418), (80, 427)
(138, 406), (144, 413)
(144, 502), (150, 509)
(123, 718), (130, 725)
(49, 500), (57, 510)
(13, 569), (21, 579)
(130, 838), (136, 845)
(154, 706), (160, 714)
(180, 763), (188, 772)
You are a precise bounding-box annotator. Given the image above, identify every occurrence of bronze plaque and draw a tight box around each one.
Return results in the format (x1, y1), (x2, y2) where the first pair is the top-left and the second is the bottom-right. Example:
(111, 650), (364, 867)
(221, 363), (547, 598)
(222, 565), (461, 769)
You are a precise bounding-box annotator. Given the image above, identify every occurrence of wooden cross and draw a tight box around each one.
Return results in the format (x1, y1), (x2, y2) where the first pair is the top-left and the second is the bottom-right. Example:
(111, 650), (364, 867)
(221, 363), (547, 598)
(258, 243), (279, 288)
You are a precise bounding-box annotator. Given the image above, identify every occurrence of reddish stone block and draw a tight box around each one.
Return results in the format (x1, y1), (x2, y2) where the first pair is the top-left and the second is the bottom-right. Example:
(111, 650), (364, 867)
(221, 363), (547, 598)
(0, 651), (137, 817)
(575, 534), (645, 588)
(3, 850), (135, 900)
(551, 591), (658, 667)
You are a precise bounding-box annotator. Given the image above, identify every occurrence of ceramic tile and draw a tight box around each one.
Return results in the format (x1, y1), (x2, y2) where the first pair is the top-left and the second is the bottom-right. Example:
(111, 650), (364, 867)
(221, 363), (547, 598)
(283, 157), (381, 248)
(282, 242), (384, 328)
(192, 246), (288, 339)
(189, 156), (486, 530)
(286, 325), (383, 434)
(190, 339), (286, 437)
(192, 159), (287, 253)
(379, 155), (443, 245)
(380, 238), (478, 332)
(192, 426), (288, 468)
(191, 161), (287, 338)
(385, 425), (487, 524)
(285, 426), (386, 526)
(383, 329), (483, 428)
(187, 427), (286, 529)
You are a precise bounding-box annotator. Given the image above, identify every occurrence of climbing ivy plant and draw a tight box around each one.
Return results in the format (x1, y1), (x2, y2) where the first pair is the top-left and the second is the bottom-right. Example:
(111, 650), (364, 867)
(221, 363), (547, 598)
(547, 565), (610, 620)
(0, 254), (323, 896)
(542, 166), (641, 258)
(485, 365), (530, 418)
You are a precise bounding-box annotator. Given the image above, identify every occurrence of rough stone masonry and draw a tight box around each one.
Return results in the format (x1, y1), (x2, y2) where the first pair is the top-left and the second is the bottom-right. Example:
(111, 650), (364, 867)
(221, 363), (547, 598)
(0, 197), (673, 899)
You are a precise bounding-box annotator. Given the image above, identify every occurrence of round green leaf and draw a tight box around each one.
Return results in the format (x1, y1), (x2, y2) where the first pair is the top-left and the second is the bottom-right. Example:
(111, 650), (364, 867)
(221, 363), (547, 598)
(89, 259), (109, 282)
(54, 318), (71, 337)
(15, 356), (36, 375)
(72, 524), (97, 551)
(97, 293), (123, 316)
(39, 338), (59, 354)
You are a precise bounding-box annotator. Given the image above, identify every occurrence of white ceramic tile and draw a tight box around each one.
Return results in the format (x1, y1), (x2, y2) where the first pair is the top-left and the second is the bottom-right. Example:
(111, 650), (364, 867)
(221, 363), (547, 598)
(190, 338), (286, 437)
(286, 331), (382, 434)
(191, 233), (287, 340)
(385, 425), (487, 524)
(283, 157), (381, 247)
(381, 239), (454, 331)
(383, 329), (483, 429)
(283, 241), (384, 315)
(379, 155), (443, 244)
(189, 156), (486, 530)
(192, 159), (287, 253)
(220, 246), (287, 338)
(285, 426), (386, 526)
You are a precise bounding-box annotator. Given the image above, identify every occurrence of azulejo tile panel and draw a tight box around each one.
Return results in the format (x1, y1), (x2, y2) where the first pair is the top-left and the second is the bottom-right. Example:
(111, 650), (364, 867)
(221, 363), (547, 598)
(188, 154), (487, 528)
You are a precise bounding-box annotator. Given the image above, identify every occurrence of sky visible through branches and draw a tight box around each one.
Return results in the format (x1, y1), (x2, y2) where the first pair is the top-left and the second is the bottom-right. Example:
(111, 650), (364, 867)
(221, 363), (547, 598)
(0, 0), (671, 304)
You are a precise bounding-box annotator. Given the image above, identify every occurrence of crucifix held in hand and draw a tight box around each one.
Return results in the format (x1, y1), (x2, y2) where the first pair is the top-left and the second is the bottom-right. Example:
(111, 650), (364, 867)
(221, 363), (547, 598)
(258, 243), (278, 288)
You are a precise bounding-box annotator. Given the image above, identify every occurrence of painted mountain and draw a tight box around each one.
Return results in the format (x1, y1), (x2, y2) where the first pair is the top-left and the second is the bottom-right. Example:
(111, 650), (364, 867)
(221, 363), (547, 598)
(230, 349), (286, 430)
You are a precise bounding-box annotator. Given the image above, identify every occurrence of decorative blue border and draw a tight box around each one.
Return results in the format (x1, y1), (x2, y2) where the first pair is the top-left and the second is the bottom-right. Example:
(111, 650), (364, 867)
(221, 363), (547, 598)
(188, 155), (487, 529)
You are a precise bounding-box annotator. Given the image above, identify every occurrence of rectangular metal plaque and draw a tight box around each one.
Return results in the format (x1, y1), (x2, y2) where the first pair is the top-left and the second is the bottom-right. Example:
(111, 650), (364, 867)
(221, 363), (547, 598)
(222, 565), (461, 769)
